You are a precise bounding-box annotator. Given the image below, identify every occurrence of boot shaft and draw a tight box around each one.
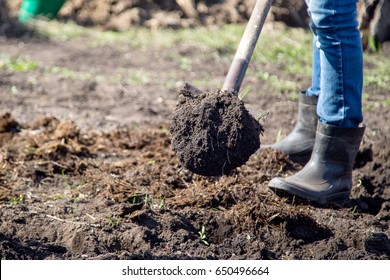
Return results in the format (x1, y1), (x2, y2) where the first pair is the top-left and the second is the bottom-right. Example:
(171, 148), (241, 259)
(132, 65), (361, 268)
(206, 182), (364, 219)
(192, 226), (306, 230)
(296, 92), (319, 131)
(268, 92), (319, 164)
(312, 122), (365, 167)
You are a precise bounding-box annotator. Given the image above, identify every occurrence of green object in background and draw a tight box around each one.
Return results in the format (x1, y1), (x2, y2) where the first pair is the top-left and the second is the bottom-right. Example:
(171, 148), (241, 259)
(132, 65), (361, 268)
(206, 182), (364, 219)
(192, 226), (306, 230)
(18, 0), (66, 23)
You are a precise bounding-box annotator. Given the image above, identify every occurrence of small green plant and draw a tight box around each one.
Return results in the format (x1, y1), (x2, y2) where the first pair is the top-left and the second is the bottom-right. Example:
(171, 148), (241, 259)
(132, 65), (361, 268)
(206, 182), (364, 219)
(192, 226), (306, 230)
(49, 66), (94, 81)
(0, 55), (38, 72)
(61, 169), (72, 187)
(238, 87), (251, 100)
(368, 36), (382, 53)
(128, 70), (150, 85)
(350, 205), (358, 216)
(158, 195), (165, 210)
(256, 111), (269, 122)
(140, 193), (166, 210)
(275, 128), (283, 143)
(128, 192), (150, 205)
(287, 92), (300, 101)
(255, 71), (299, 93)
(363, 54), (390, 91)
(129, 196), (139, 205)
(71, 207), (77, 221)
(76, 177), (86, 187)
(179, 57), (192, 72)
(144, 193), (150, 207)
(107, 215), (121, 229)
(198, 226), (209, 246)
(52, 193), (65, 200)
(9, 194), (25, 205)
(33, 19), (86, 41)
(24, 146), (37, 154)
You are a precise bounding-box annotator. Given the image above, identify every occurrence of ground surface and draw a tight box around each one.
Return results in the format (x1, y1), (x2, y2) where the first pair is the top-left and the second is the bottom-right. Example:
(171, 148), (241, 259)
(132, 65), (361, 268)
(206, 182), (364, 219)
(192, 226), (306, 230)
(0, 19), (389, 259)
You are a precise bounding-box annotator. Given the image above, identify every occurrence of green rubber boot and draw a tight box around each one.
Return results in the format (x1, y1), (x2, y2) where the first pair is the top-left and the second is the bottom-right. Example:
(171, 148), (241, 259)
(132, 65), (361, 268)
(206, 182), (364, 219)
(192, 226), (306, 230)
(267, 92), (318, 165)
(269, 122), (365, 205)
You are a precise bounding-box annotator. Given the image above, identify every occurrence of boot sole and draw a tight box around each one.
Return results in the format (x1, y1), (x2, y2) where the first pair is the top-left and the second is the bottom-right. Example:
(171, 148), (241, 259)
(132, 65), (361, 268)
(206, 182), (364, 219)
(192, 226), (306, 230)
(268, 178), (350, 206)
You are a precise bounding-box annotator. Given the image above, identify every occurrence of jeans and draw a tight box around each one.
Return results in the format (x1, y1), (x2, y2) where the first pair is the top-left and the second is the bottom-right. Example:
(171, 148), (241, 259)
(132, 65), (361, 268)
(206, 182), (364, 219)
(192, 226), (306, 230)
(305, 0), (363, 127)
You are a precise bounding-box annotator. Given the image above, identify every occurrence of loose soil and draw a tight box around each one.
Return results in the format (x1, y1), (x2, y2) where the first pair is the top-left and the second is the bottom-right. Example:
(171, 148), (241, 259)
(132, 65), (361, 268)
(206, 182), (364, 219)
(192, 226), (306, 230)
(170, 89), (263, 176)
(1, 20), (389, 260)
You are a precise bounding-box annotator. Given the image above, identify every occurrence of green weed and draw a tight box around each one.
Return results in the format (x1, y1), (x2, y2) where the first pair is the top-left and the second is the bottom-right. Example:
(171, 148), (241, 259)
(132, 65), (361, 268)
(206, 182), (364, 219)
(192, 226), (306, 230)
(158, 196), (165, 210)
(145, 194), (166, 210)
(52, 193), (65, 200)
(198, 226), (210, 246)
(24, 147), (37, 155)
(128, 194), (144, 205)
(238, 87), (251, 100)
(107, 215), (121, 229)
(0, 55), (38, 72)
(61, 169), (70, 186)
(255, 71), (299, 93)
(49, 66), (95, 81)
(256, 111), (269, 122)
(164, 79), (184, 90)
(129, 193), (165, 210)
(275, 128), (283, 143)
(287, 91), (300, 101)
(364, 65), (390, 91)
(350, 205), (359, 215)
(128, 70), (150, 85)
(179, 57), (192, 72)
(9, 194), (25, 205)
(368, 36), (382, 53)
(32, 19), (86, 41)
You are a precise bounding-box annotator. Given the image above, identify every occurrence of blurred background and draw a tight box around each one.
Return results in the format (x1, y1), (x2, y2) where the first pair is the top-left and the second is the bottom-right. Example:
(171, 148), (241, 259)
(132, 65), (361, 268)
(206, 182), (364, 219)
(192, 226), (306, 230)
(1, 0), (389, 50)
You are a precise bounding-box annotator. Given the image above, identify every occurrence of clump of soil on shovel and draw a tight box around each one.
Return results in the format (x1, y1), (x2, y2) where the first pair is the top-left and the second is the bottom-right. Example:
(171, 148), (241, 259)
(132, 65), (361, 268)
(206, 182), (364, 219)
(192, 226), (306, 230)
(170, 89), (263, 176)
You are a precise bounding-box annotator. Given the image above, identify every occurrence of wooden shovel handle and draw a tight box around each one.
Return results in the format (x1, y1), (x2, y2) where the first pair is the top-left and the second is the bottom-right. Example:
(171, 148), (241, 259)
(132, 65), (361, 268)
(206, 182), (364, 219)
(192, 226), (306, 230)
(221, 0), (273, 95)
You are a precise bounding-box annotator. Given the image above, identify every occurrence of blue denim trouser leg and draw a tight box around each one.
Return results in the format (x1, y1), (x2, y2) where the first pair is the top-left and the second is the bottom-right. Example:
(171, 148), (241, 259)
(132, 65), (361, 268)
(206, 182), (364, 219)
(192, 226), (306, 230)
(305, 0), (363, 127)
(306, 35), (321, 97)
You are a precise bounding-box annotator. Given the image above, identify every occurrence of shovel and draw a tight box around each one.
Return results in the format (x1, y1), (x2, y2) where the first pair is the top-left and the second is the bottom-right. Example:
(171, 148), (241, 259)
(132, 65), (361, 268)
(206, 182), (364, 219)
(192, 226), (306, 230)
(171, 0), (273, 176)
(184, 0), (274, 96)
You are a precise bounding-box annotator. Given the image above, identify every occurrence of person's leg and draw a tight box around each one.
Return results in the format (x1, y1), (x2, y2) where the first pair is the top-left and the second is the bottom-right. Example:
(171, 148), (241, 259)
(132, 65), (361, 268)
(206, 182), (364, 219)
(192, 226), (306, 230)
(305, 0), (321, 97)
(264, 0), (320, 164)
(268, 0), (365, 205)
(309, 0), (363, 127)
(306, 34), (321, 97)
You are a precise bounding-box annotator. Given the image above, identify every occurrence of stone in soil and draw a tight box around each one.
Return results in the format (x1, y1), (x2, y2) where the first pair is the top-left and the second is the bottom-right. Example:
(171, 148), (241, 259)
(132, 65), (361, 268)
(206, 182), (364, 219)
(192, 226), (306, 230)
(170, 89), (263, 176)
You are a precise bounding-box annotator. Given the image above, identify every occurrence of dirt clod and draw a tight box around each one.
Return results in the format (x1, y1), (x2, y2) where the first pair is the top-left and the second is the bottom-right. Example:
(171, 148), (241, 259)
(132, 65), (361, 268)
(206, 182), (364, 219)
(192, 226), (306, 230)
(0, 112), (20, 133)
(170, 90), (263, 176)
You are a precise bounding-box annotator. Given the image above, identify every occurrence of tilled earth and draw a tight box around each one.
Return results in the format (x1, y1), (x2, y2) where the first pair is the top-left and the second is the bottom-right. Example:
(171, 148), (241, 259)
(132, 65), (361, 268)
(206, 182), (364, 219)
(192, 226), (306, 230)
(0, 23), (389, 259)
